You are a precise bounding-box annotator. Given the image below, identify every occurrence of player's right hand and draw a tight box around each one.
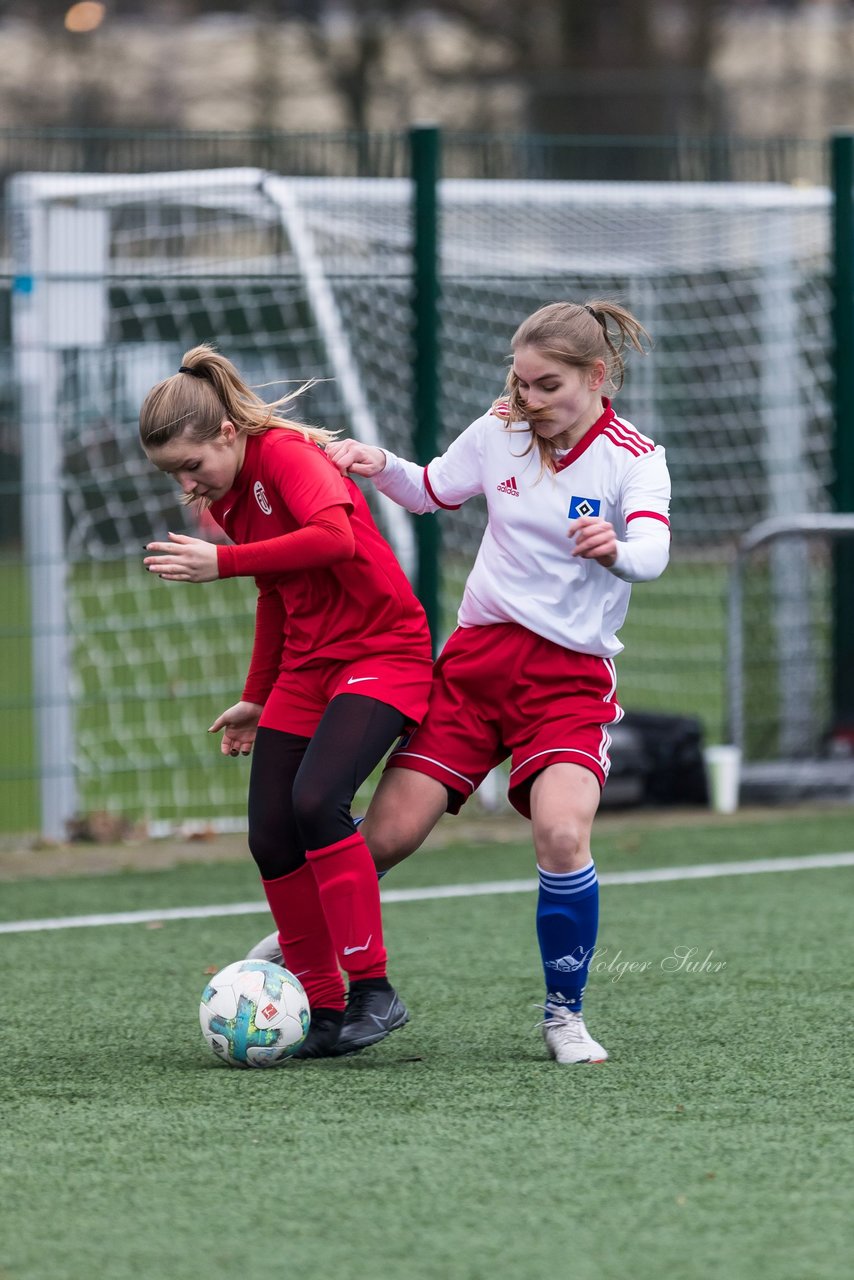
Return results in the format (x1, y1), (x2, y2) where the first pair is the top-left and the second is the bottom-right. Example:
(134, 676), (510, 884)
(208, 701), (264, 756)
(327, 439), (387, 477)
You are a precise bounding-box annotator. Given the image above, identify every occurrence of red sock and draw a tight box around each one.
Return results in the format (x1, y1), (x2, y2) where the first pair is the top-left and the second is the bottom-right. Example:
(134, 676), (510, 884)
(261, 864), (346, 1011)
(306, 831), (388, 982)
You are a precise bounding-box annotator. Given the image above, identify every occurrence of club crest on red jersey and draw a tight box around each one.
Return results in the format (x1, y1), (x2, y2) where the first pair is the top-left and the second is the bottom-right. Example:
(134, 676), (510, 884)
(254, 481), (272, 514)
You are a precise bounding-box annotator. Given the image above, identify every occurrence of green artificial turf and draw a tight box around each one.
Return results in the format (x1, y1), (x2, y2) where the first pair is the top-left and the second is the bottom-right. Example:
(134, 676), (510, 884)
(3, 803), (853, 924)
(1, 812), (852, 1279)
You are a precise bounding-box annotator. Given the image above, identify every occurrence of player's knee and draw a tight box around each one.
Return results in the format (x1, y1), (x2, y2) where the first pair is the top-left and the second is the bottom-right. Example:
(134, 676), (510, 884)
(247, 830), (270, 873)
(291, 775), (349, 849)
(361, 813), (421, 868)
(248, 824), (297, 880)
(534, 818), (589, 870)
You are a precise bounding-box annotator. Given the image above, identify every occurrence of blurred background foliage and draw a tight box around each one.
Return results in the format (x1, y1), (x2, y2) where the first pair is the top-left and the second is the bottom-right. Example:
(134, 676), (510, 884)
(1, 2), (853, 140)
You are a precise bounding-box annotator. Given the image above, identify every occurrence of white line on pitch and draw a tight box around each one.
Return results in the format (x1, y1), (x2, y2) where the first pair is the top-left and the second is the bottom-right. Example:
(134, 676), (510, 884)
(1, 850), (853, 936)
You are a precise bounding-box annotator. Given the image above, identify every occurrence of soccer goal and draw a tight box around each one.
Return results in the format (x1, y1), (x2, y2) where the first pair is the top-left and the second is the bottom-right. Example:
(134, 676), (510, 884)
(9, 169), (833, 837)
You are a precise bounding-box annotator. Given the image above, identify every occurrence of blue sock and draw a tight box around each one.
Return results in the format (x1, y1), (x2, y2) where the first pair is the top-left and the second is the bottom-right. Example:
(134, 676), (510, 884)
(536, 862), (599, 1014)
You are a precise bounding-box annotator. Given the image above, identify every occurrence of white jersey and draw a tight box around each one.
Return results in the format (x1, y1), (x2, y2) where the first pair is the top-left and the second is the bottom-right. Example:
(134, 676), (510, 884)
(373, 399), (671, 658)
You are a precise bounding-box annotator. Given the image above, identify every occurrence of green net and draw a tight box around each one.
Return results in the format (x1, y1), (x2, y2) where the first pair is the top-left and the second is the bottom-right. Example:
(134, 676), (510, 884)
(5, 169), (834, 830)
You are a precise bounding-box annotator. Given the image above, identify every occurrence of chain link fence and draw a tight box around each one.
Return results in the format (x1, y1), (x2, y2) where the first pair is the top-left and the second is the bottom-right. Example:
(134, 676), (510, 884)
(0, 129), (835, 835)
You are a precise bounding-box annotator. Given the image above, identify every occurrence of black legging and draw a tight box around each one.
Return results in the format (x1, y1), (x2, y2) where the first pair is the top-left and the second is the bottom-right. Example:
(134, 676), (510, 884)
(247, 693), (406, 880)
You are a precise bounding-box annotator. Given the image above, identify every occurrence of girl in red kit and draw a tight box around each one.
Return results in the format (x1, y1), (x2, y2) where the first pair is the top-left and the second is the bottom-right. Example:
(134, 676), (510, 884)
(140, 344), (433, 1058)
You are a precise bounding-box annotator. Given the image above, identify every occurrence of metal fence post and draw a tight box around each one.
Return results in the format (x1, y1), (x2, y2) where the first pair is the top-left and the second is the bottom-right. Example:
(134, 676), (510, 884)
(727, 514), (854, 758)
(831, 133), (854, 733)
(410, 123), (441, 651)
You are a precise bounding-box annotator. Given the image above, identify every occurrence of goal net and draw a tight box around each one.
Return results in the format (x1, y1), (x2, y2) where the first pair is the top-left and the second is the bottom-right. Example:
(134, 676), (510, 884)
(8, 170), (833, 836)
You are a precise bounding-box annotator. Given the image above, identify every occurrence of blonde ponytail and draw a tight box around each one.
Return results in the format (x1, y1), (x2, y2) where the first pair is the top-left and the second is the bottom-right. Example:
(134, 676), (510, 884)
(139, 343), (336, 452)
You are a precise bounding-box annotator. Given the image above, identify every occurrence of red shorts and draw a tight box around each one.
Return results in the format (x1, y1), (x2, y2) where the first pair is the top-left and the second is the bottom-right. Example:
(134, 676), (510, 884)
(386, 622), (622, 819)
(259, 653), (433, 739)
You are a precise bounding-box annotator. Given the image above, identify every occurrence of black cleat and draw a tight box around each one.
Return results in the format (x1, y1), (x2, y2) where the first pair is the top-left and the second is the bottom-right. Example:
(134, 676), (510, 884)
(290, 1008), (344, 1060)
(335, 983), (410, 1055)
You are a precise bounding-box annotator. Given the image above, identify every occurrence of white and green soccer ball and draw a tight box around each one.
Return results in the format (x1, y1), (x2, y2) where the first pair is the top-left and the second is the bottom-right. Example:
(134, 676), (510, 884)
(199, 959), (310, 1067)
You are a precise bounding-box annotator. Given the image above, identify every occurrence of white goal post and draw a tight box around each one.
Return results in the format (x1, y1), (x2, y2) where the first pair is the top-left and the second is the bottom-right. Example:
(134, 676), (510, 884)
(8, 169), (833, 838)
(10, 168), (416, 839)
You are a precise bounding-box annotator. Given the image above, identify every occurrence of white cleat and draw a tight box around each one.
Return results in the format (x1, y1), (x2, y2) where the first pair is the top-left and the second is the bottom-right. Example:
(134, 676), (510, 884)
(245, 931), (283, 966)
(538, 1006), (609, 1064)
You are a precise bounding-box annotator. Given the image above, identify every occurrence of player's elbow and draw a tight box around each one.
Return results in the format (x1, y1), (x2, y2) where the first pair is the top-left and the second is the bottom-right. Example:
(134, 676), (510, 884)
(635, 544), (670, 582)
(339, 526), (357, 560)
(609, 537), (670, 583)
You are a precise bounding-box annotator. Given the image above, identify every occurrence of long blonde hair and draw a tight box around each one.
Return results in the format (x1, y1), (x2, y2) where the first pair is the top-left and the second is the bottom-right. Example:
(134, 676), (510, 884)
(139, 344), (336, 454)
(496, 300), (651, 473)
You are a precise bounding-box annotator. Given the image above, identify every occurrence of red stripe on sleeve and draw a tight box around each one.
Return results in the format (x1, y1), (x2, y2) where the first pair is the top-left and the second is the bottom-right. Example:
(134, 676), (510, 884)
(602, 427), (642, 457)
(610, 419), (655, 453)
(626, 510), (670, 527)
(424, 466), (461, 510)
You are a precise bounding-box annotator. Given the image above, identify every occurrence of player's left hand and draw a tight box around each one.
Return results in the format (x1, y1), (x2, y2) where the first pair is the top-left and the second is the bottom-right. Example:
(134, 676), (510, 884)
(568, 515), (618, 568)
(144, 532), (220, 582)
(208, 701), (263, 756)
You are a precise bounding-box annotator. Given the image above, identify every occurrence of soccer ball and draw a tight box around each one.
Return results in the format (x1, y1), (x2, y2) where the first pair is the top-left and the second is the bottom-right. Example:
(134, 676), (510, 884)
(199, 959), (310, 1067)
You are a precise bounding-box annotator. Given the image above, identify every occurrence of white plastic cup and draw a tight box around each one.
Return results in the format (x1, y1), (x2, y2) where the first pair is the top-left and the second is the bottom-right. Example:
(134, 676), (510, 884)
(703, 744), (741, 814)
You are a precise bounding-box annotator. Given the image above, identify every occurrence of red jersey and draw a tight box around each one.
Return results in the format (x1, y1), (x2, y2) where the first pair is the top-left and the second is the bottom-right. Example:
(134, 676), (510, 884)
(208, 430), (431, 703)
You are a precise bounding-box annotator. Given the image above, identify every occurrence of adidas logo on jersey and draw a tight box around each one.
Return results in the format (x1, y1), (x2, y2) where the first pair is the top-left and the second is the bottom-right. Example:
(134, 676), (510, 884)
(497, 475), (519, 496)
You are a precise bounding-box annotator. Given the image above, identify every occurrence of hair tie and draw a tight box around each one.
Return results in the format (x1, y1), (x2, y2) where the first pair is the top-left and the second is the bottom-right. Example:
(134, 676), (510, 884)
(178, 365), (206, 378)
(585, 304), (607, 331)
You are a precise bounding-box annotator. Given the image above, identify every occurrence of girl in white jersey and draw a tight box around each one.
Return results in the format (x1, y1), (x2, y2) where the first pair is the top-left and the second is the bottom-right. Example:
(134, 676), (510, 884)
(328, 300), (671, 1064)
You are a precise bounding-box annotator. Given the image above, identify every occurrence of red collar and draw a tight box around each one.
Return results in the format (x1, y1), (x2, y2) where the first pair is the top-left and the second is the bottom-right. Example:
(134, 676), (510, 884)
(553, 400), (614, 473)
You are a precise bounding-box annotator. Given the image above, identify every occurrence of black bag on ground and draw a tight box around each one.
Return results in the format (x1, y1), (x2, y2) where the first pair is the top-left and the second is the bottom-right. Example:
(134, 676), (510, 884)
(599, 718), (648, 808)
(618, 710), (709, 806)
